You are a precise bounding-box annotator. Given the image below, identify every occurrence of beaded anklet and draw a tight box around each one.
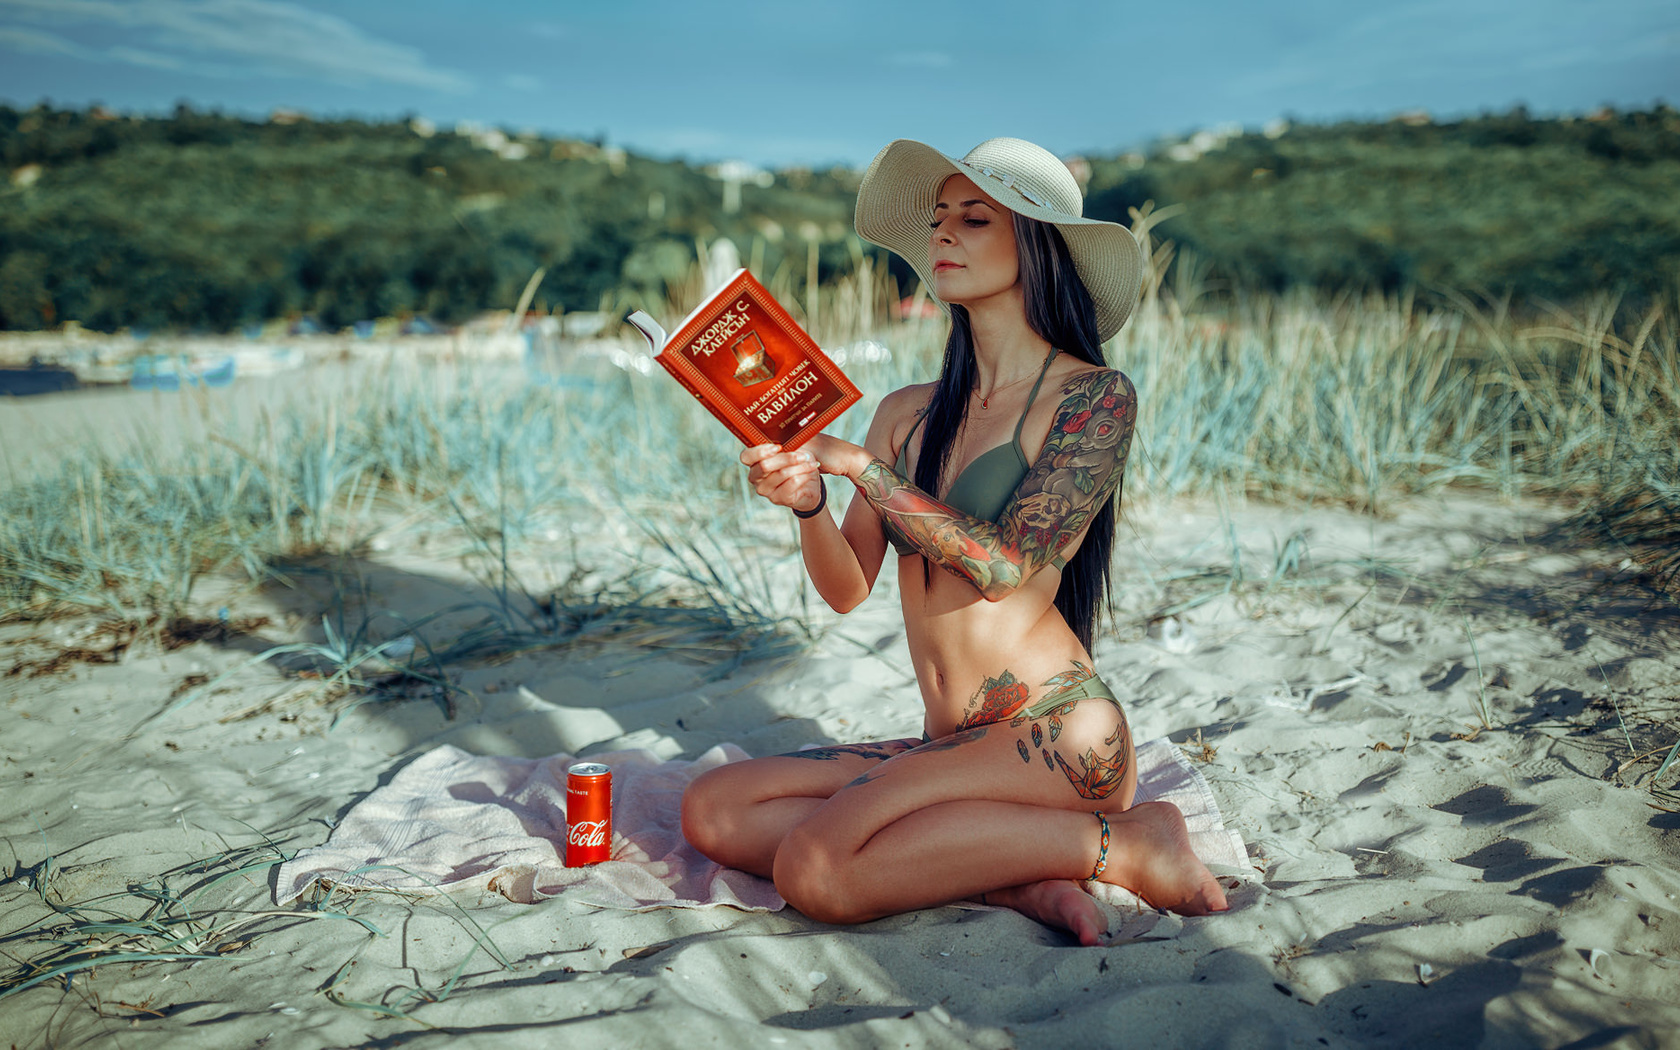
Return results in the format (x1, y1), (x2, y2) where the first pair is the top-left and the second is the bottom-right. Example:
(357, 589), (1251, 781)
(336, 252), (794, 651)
(1088, 810), (1110, 881)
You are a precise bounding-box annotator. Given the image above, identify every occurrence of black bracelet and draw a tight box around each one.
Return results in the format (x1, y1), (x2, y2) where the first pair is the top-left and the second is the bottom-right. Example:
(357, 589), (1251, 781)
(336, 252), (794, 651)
(791, 481), (827, 519)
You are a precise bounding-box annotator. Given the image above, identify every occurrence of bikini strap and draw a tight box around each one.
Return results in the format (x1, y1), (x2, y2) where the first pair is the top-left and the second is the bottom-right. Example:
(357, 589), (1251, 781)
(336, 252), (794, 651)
(1021, 349), (1067, 571)
(895, 408), (929, 473)
(1013, 348), (1062, 446)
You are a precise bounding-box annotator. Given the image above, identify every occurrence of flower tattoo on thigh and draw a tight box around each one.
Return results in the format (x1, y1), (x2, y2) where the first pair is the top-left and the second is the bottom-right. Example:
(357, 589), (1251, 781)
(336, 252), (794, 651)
(1051, 717), (1131, 800)
(958, 670), (1029, 730)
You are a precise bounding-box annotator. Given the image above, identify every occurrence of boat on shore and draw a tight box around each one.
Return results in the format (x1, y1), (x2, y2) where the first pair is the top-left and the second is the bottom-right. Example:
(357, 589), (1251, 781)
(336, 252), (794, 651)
(128, 353), (238, 390)
(0, 362), (79, 397)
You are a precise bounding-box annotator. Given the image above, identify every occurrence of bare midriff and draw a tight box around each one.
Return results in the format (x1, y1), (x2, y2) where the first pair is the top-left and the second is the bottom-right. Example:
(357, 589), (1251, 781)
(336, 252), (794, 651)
(899, 553), (1090, 739)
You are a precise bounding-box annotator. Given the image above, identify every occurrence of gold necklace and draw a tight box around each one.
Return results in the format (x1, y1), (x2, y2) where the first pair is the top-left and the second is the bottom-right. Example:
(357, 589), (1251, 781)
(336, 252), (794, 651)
(976, 353), (1049, 409)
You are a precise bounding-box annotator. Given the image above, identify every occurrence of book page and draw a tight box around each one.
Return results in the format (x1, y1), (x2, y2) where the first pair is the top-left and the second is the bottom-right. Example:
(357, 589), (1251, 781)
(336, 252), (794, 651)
(624, 311), (668, 352)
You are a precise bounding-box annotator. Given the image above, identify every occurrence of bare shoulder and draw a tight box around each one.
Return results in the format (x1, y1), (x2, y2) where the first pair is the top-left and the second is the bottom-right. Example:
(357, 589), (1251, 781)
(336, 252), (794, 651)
(1020, 361), (1135, 461)
(1051, 360), (1134, 402)
(862, 381), (936, 461)
(876, 381), (936, 420)
(873, 381), (936, 436)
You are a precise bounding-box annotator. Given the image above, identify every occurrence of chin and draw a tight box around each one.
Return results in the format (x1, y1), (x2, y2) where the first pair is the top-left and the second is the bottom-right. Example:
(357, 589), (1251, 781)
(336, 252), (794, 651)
(933, 273), (980, 303)
(935, 277), (1006, 309)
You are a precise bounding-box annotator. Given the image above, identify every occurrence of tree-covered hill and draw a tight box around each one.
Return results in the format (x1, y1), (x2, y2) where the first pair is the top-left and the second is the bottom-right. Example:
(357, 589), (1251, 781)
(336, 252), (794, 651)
(0, 105), (860, 331)
(1081, 107), (1680, 302)
(1, 104), (1676, 332)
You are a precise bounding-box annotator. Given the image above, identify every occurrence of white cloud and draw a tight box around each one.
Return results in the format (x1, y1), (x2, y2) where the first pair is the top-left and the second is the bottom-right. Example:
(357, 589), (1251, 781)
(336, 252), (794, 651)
(0, 0), (473, 92)
(0, 24), (89, 55)
(107, 44), (187, 71)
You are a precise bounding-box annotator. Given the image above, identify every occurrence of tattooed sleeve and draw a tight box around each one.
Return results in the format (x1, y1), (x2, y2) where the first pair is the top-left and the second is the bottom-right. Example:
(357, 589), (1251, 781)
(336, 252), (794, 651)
(775, 740), (918, 762)
(853, 369), (1137, 599)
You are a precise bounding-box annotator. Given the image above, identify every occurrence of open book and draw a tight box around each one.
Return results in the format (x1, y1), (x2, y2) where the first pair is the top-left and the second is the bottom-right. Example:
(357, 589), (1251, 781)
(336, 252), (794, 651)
(626, 270), (861, 450)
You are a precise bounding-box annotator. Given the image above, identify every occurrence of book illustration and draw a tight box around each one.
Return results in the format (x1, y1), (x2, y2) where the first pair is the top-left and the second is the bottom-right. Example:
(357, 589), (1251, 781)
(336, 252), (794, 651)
(624, 269), (861, 450)
(731, 330), (776, 387)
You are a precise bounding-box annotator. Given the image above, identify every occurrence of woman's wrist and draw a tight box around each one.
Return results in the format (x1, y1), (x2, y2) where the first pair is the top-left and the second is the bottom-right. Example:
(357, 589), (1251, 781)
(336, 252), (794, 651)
(851, 448), (879, 480)
(791, 481), (827, 519)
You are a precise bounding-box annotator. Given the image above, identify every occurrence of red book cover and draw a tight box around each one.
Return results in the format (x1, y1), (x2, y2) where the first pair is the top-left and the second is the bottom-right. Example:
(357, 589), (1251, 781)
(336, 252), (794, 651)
(626, 270), (861, 450)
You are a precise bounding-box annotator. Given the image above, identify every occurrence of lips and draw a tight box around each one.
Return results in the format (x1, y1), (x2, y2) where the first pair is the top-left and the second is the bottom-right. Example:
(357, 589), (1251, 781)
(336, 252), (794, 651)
(933, 261), (964, 272)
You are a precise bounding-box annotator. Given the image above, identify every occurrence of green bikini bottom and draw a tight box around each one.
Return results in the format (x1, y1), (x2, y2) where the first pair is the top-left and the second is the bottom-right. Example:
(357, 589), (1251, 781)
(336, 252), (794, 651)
(923, 673), (1121, 742)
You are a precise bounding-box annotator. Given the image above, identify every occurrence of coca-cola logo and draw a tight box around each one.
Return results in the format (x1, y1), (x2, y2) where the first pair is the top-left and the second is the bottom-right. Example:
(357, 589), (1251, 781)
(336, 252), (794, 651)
(568, 820), (608, 848)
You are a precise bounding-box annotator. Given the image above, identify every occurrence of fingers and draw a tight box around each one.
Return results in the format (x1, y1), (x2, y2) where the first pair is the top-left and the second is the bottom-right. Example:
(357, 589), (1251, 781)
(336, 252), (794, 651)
(747, 461), (820, 508)
(742, 444), (826, 509)
(755, 462), (819, 501)
(765, 472), (819, 509)
(744, 447), (818, 486)
(743, 444), (817, 469)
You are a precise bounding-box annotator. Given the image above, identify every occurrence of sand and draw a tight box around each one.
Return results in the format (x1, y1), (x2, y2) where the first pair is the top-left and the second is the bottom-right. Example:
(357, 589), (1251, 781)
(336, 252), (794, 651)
(4, 412), (1679, 1046)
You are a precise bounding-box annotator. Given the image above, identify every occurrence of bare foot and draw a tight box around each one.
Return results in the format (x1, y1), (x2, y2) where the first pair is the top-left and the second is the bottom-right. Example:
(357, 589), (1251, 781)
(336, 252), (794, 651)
(1103, 801), (1229, 915)
(979, 880), (1108, 947)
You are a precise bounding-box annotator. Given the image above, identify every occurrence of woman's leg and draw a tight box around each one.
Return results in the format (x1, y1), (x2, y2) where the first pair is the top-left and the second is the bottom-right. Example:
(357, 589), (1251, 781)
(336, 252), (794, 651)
(682, 735), (1122, 943)
(771, 703), (1227, 928)
(682, 738), (921, 878)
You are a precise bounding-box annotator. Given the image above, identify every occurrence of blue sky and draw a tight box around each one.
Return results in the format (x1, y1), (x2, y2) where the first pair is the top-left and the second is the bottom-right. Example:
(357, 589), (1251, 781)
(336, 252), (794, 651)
(1, 0), (1675, 167)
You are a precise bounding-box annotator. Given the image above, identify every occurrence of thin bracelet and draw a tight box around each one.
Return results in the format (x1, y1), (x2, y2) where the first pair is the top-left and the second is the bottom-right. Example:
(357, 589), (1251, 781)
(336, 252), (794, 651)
(791, 481), (827, 519)
(1088, 810), (1110, 881)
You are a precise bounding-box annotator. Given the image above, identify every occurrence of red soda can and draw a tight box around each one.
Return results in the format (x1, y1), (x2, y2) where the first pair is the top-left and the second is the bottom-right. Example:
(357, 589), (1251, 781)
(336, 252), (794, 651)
(566, 762), (612, 866)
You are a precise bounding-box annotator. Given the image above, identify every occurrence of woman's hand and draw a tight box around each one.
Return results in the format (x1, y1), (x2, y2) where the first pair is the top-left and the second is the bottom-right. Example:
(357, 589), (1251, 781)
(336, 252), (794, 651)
(741, 443), (823, 513)
(741, 436), (872, 514)
(799, 434), (873, 480)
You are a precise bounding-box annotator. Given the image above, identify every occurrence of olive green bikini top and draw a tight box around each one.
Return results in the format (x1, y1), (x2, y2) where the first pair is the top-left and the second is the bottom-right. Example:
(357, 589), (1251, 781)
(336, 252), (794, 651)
(884, 349), (1069, 572)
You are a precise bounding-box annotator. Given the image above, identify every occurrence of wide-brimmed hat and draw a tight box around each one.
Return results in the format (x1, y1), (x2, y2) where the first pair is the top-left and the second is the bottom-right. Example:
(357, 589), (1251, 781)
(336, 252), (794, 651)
(854, 137), (1144, 342)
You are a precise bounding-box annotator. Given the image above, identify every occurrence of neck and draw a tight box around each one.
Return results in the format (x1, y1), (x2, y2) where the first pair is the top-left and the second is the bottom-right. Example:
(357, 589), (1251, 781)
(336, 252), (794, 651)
(963, 285), (1054, 391)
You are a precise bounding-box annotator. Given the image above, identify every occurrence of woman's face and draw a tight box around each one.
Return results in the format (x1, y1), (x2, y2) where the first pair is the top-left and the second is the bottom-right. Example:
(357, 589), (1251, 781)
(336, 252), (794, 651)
(928, 173), (1019, 308)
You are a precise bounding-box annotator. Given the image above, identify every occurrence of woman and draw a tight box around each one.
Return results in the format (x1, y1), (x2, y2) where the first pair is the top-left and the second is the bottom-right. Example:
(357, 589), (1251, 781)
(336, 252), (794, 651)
(682, 138), (1226, 945)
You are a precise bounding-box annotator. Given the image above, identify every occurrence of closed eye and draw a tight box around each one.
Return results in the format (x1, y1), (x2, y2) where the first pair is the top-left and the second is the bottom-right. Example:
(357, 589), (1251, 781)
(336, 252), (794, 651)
(928, 218), (991, 229)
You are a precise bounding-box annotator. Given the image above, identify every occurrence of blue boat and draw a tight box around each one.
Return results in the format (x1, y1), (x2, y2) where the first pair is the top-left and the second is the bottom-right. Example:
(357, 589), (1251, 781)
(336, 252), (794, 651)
(196, 356), (236, 387)
(129, 354), (238, 390)
(130, 355), (180, 391)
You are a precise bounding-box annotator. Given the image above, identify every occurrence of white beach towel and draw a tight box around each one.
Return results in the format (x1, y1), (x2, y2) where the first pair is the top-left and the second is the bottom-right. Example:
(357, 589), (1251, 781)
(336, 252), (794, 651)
(274, 739), (1249, 915)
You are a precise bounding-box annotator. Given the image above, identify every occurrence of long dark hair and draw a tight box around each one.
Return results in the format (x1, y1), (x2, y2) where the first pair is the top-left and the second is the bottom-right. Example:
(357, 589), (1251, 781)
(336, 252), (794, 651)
(912, 213), (1118, 651)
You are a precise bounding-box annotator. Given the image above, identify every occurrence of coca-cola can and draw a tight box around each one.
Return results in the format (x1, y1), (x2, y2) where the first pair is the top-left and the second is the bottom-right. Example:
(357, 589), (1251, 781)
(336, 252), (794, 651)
(565, 762), (612, 866)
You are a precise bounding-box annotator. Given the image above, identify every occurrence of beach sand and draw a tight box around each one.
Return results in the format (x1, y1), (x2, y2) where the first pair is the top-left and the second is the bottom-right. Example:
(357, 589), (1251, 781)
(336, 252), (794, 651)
(4, 469), (1679, 1046)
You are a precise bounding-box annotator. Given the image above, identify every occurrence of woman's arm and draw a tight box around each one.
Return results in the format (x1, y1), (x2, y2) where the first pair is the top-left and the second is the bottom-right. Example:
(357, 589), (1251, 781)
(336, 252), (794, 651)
(742, 387), (920, 613)
(844, 369), (1136, 602)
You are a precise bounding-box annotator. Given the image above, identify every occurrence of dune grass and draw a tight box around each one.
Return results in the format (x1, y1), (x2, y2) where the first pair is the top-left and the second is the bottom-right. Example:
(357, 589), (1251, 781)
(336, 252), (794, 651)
(1, 229), (1675, 657)
(0, 825), (522, 1032)
(0, 828), (362, 1005)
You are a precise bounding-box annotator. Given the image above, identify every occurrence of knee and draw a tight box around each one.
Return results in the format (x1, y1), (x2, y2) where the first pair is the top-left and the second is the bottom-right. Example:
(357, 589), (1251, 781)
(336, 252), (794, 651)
(680, 766), (734, 863)
(773, 824), (867, 926)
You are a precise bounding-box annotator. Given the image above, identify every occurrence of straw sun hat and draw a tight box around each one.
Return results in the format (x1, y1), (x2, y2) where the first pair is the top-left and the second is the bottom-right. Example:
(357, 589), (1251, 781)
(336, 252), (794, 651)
(854, 137), (1144, 342)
